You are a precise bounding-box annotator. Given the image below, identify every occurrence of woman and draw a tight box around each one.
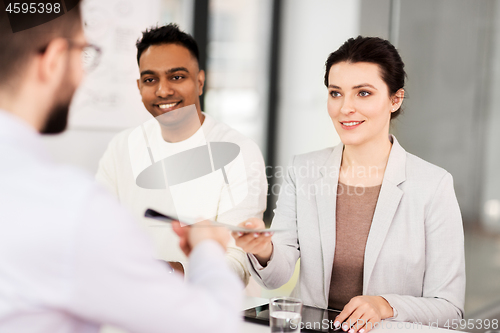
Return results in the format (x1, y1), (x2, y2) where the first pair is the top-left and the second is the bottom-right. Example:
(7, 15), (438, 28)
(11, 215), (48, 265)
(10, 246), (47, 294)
(233, 36), (465, 332)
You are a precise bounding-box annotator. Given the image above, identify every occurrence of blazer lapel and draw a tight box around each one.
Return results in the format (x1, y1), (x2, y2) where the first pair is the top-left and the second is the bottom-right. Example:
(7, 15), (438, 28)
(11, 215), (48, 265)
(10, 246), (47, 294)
(316, 142), (343, 305)
(363, 136), (407, 293)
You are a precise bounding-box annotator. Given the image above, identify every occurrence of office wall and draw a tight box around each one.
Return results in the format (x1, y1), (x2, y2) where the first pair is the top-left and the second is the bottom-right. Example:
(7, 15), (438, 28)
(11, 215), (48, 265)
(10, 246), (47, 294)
(482, 1), (500, 233)
(395, 0), (495, 225)
(204, 0), (272, 153)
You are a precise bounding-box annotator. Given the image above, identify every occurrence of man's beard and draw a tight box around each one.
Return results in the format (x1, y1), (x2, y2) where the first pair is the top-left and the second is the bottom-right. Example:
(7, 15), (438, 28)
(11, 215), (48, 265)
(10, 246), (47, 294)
(41, 101), (71, 134)
(41, 71), (76, 135)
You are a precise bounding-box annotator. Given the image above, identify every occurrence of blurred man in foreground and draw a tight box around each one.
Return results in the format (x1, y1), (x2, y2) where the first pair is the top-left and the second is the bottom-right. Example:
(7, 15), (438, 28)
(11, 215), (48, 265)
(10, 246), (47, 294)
(0, 2), (242, 332)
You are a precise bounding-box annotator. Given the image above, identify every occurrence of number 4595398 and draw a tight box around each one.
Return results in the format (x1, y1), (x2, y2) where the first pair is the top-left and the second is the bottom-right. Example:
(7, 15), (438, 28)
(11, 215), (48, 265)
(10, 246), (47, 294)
(5, 2), (61, 14)
(444, 319), (499, 330)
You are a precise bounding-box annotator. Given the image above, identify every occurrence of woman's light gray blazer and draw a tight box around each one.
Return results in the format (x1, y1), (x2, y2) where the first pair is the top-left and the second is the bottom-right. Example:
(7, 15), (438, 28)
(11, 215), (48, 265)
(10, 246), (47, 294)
(248, 136), (465, 325)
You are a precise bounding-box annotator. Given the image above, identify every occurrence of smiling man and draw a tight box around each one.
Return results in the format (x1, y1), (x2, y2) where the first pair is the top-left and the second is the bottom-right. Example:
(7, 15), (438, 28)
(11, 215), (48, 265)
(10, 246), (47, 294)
(138, 41), (204, 142)
(96, 24), (267, 286)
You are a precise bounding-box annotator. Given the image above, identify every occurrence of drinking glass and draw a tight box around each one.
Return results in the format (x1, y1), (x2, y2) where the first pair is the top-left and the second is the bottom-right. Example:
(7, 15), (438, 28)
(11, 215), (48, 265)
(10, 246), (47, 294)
(269, 297), (303, 333)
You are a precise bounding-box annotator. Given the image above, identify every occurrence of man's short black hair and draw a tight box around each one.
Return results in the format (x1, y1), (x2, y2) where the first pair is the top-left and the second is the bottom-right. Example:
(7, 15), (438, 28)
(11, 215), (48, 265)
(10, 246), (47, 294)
(136, 24), (200, 67)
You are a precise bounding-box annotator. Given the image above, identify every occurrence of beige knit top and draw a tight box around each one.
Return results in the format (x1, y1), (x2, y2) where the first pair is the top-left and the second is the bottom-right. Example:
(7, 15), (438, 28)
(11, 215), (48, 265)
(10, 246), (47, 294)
(328, 182), (382, 310)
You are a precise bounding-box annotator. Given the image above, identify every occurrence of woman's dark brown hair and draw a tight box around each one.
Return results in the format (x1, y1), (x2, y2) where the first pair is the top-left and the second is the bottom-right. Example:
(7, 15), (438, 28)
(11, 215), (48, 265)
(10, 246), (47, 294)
(324, 36), (406, 119)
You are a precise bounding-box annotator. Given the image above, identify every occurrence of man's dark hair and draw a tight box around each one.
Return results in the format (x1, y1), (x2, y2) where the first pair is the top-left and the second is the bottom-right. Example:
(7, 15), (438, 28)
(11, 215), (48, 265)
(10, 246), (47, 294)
(136, 24), (200, 67)
(0, 1), (82, 89)
(324, 36), (407, 119)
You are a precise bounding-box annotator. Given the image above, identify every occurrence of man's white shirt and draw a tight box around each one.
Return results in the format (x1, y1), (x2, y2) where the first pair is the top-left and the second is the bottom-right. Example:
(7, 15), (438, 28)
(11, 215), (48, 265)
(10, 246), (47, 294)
(96, 112), (267, 283)
(0, 110), (242, 333)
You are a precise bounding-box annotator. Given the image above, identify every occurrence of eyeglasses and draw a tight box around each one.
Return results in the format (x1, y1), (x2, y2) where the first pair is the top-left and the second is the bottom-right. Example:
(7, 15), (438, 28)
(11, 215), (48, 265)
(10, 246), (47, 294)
(38, 40), (102, 72)
(78, 42), (101, 72)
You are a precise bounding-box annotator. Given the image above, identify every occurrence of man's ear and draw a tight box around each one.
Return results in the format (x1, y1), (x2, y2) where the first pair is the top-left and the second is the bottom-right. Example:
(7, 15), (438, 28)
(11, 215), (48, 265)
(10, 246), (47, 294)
(137, 79), (140, 90)
(38, 38), (69, 86)
(197, 69), (205, 96)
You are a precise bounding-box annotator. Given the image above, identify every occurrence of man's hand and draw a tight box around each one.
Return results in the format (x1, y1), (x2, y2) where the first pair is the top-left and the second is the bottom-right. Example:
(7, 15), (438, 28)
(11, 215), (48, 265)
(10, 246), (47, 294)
(172, 220), (230, 256)
(231, 218), (273, 266)
(334, 296), (393, 333)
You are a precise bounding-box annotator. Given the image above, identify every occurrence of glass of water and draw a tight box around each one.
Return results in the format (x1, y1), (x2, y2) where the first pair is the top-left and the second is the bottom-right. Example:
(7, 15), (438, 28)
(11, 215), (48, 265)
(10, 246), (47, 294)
(269, 297), (303, 333)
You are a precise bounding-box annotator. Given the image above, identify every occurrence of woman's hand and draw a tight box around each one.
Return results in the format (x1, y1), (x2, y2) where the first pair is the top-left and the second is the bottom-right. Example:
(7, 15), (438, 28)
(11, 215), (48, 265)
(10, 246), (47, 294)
(334, 296), (393, 333)
(231, 218), (274, 266)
